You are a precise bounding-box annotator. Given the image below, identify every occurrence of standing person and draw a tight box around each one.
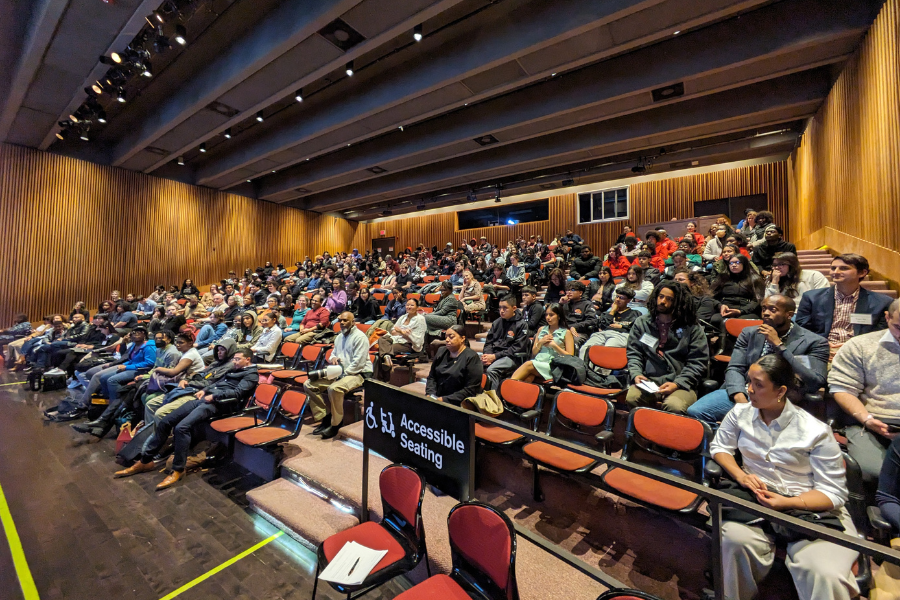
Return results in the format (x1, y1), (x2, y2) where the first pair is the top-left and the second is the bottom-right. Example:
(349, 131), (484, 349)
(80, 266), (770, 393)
(481, 295), (530, 390)
(305, 312), (372, 439)
(625, 282), (709, 414)
(511, 304), (574, 383)
(713, 354), (859, 600)
(425, 325), (484, 405)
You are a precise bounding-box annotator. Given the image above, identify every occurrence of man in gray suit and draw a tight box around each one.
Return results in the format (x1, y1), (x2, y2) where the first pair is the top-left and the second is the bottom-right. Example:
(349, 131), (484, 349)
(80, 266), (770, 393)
(687, 294), (829, 423)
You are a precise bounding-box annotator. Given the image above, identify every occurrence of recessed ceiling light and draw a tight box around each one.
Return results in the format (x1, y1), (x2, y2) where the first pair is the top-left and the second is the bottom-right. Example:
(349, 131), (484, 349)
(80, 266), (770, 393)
(199, 143), (206, 153)
(223, 128), (231, 139)
(673, 31), (680, 35)
(413, 24), (423, 42)
(295, 89), (303, 102)
(256, 111), (264, 122)
(247, 179), (251, 182)
(174, 24), (187, 46)
(345, 61), (354, 76)
(92, 82), (103, 94)
(177, 156), (185, 165)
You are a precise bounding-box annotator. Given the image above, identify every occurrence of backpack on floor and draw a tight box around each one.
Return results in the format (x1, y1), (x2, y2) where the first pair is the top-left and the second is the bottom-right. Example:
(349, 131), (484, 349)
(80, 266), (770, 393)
(115, 422), (155, 467)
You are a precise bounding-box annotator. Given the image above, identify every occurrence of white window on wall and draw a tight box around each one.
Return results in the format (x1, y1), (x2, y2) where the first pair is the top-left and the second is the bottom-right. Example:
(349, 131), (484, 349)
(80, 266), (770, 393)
(577, 187), (629, 224)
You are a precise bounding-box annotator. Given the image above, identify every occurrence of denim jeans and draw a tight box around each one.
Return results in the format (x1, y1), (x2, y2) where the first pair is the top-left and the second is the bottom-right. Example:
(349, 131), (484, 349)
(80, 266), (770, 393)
(33, 341), (72, 368)
(686, 389), (735, 423)
(77, 365), (119, 408)
(876, 435), (900, 530)
(194, 324), (217, 348)
(140, 399), (218, 472)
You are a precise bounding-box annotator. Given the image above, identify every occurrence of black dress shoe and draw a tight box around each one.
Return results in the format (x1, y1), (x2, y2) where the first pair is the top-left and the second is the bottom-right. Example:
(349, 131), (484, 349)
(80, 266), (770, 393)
(320, 424), (342, 439)
(83, 418), (108, 428)
(72, 420), (114, 439)
(312, 419), (331, 435)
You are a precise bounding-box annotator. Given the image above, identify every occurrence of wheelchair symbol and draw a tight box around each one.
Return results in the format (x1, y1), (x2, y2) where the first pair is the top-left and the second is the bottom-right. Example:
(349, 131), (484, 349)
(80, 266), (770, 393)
(365, 404), (377, 429)
(364, 403), (395, 438)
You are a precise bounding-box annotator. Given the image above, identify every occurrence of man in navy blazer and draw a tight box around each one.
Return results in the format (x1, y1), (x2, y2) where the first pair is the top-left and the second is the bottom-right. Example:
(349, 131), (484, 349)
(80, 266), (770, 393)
(796, 254), (891, 353)
(688, 294), (829, 423)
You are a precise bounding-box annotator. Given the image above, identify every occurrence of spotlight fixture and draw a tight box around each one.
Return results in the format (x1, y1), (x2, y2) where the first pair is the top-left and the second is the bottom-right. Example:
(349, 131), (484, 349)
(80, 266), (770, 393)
(495, 195), (501, 203)
(561, 178), (575, 187)
(115, 88), (126, 103)
(345, 61), (354, 77)
(174, 24), (187, 46)
(177, 156), (185, 166)
(151, 10), (164, 24)
(69, 113), (79, 123)
(294, 89), (303, 102)
(382, 208), (393, 216)
(91, 82), (104, 95)
(55, 129), (68, 140)
(413, 24), (423, 42)
(141, 61), (153, 77)
(223, 128), (232, 139)
(398, 125), (404, 132)
(256, 111), (264, 122)
(199, 142), (207, 153)
(466, 190), (477, 202)
(153, 31), (171, 53)
(96, 110), (107, 124)
(79, 130), (90, 141)
(99, 53), (123, 65)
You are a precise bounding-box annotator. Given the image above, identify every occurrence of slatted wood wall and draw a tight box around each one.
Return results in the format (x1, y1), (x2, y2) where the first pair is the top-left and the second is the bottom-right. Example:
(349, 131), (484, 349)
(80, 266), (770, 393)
(0, 143), (357, 326)
(789, 0), (900, 286)
(351, 162), (789, 255)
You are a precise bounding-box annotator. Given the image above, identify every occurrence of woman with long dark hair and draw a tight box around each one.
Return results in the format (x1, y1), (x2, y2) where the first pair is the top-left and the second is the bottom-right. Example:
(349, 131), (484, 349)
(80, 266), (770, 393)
(512, 304), (574, 382)
(711, 253), (764, 323)
(764, 252), (829, 304)
(425, 325), (484, 405)
(591, 266), (617, 312)
(616, 265), (654, 313)
(544, 268), (567, 304)
(712, 354), (858, 600)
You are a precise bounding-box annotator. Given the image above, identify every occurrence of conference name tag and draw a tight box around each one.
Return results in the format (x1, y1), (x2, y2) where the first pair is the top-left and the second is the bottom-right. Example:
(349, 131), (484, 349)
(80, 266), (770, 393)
(640, 333), (659, 350)
(850, 313), (873, 325)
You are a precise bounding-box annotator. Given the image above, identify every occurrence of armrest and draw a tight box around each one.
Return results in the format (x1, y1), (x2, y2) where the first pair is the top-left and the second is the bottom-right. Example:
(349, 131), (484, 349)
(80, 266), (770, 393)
(595, 430), (613, 453)
(518, 409), (540, 422)
(868, 506), (894, 532)
(804, 391), (824, 404)
(705, 461), (723, 485)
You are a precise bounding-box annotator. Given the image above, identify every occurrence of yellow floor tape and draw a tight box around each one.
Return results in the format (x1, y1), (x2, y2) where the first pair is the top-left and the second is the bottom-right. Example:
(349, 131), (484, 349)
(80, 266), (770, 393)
(0, 482), (40, 600)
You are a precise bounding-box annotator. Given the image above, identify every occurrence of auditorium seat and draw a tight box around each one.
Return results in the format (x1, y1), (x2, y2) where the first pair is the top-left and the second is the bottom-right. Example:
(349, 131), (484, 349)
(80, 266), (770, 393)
(208, 383), (281, 449)
(567, 346), (628, 401)
(233, 389), (308, 448)
(271, 344), (323, 384)
(713, 318), (762, 364)
(475, 379), (544, 446)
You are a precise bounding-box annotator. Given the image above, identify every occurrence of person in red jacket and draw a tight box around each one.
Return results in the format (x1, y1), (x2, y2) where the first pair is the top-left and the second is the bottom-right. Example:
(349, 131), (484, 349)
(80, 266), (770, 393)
(644, 231), (670, 261)
(656, 228), (679, 256)
(603, 246), (631, 277)
(677, 221), (706, 249)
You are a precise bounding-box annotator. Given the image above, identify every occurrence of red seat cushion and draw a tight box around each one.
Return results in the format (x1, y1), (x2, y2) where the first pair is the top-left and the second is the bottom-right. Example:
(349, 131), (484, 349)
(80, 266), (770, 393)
(394, 574), (469, 600)
(234, 426), (291, 446)
(272, 369), (305, 379)
(602, 467), (699, 511)
(566, 384), (622, 396)
(712, 355), (731, 363)
(210, 416), (257, 433)
(523, 441), (594, 471)
(323, 521), (406, 575)
(475, 423), (522, 444)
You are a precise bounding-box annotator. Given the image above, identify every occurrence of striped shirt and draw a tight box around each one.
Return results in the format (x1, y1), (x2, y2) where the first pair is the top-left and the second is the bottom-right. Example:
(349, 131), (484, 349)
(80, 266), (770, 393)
(827, 287), (859, 347)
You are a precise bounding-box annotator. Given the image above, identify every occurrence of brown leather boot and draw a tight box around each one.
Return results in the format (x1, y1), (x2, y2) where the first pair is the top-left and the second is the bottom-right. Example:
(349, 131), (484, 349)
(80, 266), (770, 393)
(114, 461), (156, 478)
(156, 471), (184, 490)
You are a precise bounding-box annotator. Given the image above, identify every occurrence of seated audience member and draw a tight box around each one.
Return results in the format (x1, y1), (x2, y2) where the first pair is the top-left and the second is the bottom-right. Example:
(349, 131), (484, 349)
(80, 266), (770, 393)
(702, 225), (730, 261)
(324, 277), (347, 315)
(764, 252), (829, 304)
(512, 304), (574, 383)
(57, 319), (118, 377)
(31, 312), (90, 369)
(305, 312), (372, 439)
(625, 282), (709, 413)
(712, 354), (859, 600)
(424, 281), (463, 336)
(69, 301), (90, 321)
(219, 294), (240, 324)
(149, 285), (166, 303)
(284, 294), (330, 345)
(58, 326), (156, 421)
(633, 251), (662, 285)
(678, 221), (705, 248)
(350, 287), (379, 324)
(662, 251), (698, 281)
(376, 298), (427, 379)
(724, 231), (751, 260)
(710, 244), (741, 279)
(673, 239), (702, 265)
(560, 280), (599, 350)
(426, 325), (484, 405)
(250, 312), (282, 362)
(675, 271), (721, 331)
(796, 253), (891, 358)
(194, 312), (227, 350)
(570, 245), (601, 281)
(114, 348), (258, 489)
(616, 265), (654, 314)
(829, 299), (900, 484)
(230, 312), (263, 358)
(579, 287), (640, 358)
(645, 231), (670, 261)
(520, 286), (546, 336)
(751, 224), (797, 272)
(152, 304), (186, 337)
(383, 287), (407, 321)
(603, 246), (631, 277)
(21, 315), (69, 369)
(258, 296), (287, 328)
(688, 295), (828, 424)
(591, 267), (617, 313)
(615, 225), (634, 245)
(710, 253), (764, 328)
(207, 293), (227, 315)
(111, 301), (138, 335)
(544, 268), (567, 305)
(459, 270), (485, 314)
(505, 253), (527, 299)
(656, 228), (678, 256)
(0, 314), (33, 351)
(484, 264), (511, 305)
(180, 279), (200, 298)
(621, 236), (639, 259)
(482, 295), (530, 390)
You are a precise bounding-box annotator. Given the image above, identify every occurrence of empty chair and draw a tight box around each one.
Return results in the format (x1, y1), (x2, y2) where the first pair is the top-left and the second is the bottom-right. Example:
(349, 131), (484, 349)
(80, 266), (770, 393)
(208, 383), (281, 448)
(522, 391), (615, 501)
(714, 318), (763, 364)
(272, 345), (324, 382)
(394, 501), (519, 600)
(233, 389), (309, 448)
(312, 464), (428, 599)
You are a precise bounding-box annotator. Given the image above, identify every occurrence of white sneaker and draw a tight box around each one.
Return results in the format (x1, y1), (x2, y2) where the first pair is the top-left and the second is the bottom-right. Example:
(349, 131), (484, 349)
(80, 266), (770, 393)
(45, 368), (64, 376)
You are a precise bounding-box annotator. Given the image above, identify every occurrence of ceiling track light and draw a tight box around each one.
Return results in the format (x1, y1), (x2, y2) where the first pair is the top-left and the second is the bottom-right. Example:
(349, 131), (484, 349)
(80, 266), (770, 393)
(116, 88), (126, 103)
(96, 111), (107, 124)
(294, 89), (303, 102)
(177, 156), (185, 166)
(91, 82), (104, 95)
(413, 24), (423, 42)
(99, 53), (122, 65)
(141, 60), (153, 77)
(174, 24), (187, 46)
(199, 142), (207, 153)
(256, 111), (264, 122)
(223, 128), (232, 139)
(345, 61), (354, 77)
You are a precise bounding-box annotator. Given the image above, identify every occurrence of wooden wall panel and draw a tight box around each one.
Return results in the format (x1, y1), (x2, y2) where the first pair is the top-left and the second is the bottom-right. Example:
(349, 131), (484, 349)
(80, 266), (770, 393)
(789, 0), (900, 286)
(0, 144), (357, 326)
(352, 162), (788, 256)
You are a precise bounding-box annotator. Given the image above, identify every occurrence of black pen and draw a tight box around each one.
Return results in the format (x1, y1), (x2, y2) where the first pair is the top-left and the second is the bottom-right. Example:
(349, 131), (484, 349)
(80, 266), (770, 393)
(347, 557), (360, 576)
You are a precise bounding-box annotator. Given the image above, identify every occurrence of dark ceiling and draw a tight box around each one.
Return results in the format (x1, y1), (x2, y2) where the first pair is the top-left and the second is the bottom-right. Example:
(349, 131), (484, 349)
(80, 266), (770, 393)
(0, 0), (884, 219)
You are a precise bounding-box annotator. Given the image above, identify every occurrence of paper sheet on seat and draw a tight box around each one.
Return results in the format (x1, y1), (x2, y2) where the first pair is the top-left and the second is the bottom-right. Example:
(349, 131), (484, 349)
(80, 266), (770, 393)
(318, 541), (388, 586)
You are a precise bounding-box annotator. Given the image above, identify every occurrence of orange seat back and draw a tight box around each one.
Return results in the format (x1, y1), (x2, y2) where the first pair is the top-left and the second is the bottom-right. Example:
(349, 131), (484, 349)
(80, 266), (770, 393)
(556, 392), (609, 427)
(724, 318), (762, 338)
(279, 390), (307, 416)
(499, 380), (541, 410)
(588, 346), (627, 370)
(632, 408), (706, 453)
(254, 383), (279, 409)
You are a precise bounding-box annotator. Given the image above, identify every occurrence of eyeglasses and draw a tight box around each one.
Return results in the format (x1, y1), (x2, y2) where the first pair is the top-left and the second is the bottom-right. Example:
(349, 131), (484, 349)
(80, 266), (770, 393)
(728, 261), (742, 266)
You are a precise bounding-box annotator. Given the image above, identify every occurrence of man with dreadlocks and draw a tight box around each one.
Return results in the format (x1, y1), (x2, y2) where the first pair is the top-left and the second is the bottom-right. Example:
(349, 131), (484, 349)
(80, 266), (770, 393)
(624, 281), (709, 414)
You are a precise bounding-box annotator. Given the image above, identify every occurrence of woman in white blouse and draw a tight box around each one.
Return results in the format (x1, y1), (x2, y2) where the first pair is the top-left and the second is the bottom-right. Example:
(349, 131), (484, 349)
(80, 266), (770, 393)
(711, 354), (858, 600)
(374, 298), (426, 380)
(764, 252), (829, 305)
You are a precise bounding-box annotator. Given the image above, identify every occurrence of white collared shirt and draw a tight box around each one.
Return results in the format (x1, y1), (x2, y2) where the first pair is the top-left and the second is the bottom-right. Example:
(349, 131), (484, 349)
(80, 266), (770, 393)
(710, 400), (848, 510)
